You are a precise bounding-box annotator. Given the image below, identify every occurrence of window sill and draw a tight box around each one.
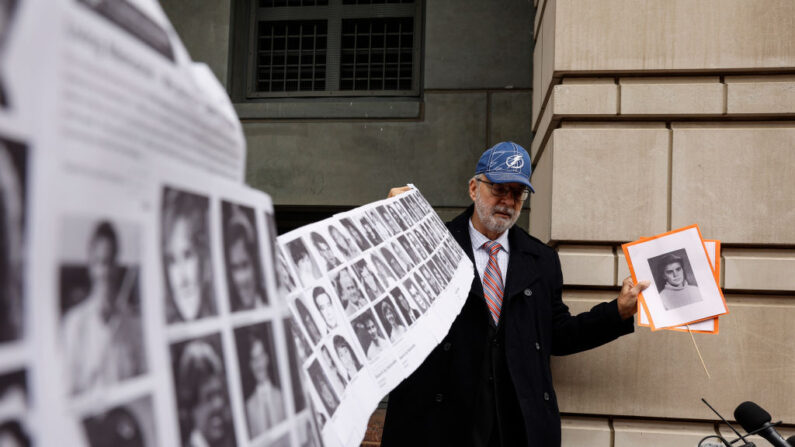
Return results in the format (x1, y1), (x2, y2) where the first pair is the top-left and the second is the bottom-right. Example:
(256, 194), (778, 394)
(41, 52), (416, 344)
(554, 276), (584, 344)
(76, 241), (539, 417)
(234, 97), (422, 120)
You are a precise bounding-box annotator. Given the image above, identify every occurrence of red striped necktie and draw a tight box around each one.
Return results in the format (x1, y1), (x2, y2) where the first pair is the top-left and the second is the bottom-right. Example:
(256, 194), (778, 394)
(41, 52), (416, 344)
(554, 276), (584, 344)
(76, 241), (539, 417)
(482, 241), (504, 324)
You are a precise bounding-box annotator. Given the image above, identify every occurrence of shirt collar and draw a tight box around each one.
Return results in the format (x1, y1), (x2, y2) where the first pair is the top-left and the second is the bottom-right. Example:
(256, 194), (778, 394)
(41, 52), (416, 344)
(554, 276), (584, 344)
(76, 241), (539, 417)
(468, 218), (510, 253)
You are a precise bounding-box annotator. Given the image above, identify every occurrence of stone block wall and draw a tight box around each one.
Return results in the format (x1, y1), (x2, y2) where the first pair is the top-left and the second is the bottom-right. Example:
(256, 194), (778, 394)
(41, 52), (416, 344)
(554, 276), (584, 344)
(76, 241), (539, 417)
(530, 0), (795, 444)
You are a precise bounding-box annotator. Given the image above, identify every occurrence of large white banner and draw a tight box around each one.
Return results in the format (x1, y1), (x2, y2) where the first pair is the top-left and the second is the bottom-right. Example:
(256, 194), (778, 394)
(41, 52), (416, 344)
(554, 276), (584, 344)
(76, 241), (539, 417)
(276, 188), (473, 447)
(0, 1), (476, 446)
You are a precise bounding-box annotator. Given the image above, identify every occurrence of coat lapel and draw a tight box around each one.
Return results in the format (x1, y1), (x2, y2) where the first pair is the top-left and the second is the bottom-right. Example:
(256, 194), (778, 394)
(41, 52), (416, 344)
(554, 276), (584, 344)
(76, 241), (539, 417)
(448, 207), (484, 299)
(503, 225), (541, 301)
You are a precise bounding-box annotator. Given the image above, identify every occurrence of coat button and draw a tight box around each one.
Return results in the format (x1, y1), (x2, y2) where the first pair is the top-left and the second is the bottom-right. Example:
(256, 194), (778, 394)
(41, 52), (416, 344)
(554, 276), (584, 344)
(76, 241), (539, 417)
(524, 289), (533, 296)
(435, 393), (444, 403)
(535, 342), (541, 351)
(543, 392), (550, 401)
(443, 342), (452, 351)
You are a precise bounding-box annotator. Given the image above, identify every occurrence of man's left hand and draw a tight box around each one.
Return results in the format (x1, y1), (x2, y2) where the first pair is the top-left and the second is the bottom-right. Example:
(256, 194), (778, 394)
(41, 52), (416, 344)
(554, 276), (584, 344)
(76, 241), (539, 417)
(617, 276), (650, 320)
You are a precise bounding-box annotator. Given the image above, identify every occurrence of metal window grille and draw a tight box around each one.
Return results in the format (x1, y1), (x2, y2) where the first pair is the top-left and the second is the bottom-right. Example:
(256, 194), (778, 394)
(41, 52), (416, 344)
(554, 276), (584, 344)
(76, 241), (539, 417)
(246, 0), (421, 98)
(340, 18), (413, 91)
(259, 0), (329, 7)
(255, 20), (327, 92)
(341, 0), (413, 4)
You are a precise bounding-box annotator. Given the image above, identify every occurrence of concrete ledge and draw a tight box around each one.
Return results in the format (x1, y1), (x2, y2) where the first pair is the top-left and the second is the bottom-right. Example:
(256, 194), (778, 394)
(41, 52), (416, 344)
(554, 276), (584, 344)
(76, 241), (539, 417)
(561, 416), (611, 447)
(558, 245), (615, 286)
(619, 77), (724, 115)
(726, 75), (795, 115)
(613, 420), (715, 447)
(723, 248), (795, 292)
(554, 80), (619, 116)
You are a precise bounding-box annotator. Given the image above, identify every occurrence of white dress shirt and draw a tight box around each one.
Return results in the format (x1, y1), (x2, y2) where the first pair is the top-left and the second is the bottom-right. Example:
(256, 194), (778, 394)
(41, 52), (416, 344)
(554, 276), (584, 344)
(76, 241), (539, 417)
(467, 219), (510, 285)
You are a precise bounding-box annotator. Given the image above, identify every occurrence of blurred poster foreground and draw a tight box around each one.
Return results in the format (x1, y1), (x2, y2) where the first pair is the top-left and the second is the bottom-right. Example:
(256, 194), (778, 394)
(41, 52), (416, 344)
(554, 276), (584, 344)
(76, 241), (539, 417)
(0, 0), (473, 446)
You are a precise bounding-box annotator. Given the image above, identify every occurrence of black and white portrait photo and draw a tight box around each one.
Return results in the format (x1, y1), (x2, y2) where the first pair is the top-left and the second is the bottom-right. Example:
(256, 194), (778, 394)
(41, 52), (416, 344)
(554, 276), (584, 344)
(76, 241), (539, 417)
(171, 334), (236, 447)
(623, 226), (728, 329)
(282, 317), (307, 413)
(375, 298), (407, 342)
(306, 359), (340, 416)
(332, 267), (368, 316)
(397, 196), (419, 224)
(414, 271), (436, 304)
(311, 286), (341, 332)
(0, 0), (18, 108)
(233, 322), (286, 439)
(222, 202), (268, 312)
(161, 187), (217, 324)
(412, 229), (434, 258)
(365, 209), (391, 240)
(81, 396), (157, 447)
(340, 217), (370, 252)
(318, 344), (347, 395)
(419, 264), (441, 295)
(276, 248), (298, 298)
(351, 310), (389, 361)
(425, 261), (445, 293)
(0, 369), (28, 447)
(398, 235), (421, 265)
(403, 278), (430, 313)
(327, 223), (359, 260)
(0, 137), (26, 343)
(332, 335), (362, 382)
(294, 296), (324, 345)
(358, 215), (383, 246)
(391, 240), (414, 270)
(406, 231), (428, 258)
(309, 231), (342, 272)
(59, 218), (147, 395)
(353, 259), (384, 299)
(380, 246), (406, 278)
(370, 253), (396, 286)
(390, 286), (419, 325)
(648, 249), (702, 311)
(376, 205), (399, 236)
(387, 203), (409, 232)
(286, 237), (322, 288)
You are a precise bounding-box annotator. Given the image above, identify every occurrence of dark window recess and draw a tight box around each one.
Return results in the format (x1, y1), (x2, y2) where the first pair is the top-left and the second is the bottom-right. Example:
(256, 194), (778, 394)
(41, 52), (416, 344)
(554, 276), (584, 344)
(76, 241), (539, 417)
(259, 0), (328, 7)
(256, 20), (327, 92)
(342, 0), (413, 4)
(339, 17), (413, 91)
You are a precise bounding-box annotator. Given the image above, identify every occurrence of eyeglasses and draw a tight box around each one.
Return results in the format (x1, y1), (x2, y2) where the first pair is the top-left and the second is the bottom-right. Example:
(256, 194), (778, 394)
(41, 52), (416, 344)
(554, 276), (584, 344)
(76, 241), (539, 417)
(476, 179), (530, 201)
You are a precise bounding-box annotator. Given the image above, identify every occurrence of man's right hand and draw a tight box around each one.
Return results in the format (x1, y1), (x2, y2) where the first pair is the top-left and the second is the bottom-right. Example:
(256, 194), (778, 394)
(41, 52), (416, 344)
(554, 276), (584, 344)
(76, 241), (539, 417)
(388, 186), (412, 198)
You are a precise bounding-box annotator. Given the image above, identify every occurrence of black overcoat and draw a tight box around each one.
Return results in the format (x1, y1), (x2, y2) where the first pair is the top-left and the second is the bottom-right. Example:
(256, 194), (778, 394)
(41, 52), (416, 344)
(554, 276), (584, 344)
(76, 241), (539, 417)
(381, 206), (633, 447)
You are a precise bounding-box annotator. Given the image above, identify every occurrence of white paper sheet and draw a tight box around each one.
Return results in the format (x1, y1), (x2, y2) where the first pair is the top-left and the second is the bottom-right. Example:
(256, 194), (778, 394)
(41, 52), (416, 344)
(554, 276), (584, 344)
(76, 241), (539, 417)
(626, 227), (727, 330)
(638, 240), (719, 332)
(277, 187), (474, 447)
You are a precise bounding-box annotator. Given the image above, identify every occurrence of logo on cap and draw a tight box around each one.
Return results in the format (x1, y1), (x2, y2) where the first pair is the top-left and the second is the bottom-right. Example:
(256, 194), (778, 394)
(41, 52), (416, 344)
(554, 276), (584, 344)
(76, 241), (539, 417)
(505, 154), (524, 169)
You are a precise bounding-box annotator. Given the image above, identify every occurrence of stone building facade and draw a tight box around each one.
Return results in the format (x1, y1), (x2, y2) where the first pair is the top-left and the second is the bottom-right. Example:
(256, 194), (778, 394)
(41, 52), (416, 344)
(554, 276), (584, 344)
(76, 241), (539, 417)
(161, 0), (795, 445)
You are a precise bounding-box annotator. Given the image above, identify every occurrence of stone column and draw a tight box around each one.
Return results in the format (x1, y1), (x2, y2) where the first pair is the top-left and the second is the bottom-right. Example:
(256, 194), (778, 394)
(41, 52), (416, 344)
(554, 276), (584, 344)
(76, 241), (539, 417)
(529, 0), (795, 445)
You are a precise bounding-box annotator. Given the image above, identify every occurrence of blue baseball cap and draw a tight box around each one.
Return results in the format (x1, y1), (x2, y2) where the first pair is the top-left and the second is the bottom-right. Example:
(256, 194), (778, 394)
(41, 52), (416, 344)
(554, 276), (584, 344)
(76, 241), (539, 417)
(475, 141), (534, 193)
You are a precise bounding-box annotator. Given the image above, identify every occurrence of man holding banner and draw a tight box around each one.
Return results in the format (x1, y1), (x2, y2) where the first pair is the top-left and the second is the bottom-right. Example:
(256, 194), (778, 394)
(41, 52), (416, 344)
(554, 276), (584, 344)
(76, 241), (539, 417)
(382, 142), (649, 447)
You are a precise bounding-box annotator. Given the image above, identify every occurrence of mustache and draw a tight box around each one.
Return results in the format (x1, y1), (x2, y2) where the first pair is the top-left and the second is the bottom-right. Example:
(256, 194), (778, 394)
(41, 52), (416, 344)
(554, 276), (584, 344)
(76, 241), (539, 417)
(492, 205), (515, 217)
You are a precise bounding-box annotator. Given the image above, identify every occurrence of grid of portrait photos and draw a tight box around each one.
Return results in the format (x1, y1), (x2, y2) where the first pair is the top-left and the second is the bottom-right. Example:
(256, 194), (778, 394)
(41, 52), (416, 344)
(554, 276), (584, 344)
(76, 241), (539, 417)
(158, 184), (322, 447)
(623, 225), (728, 332)
(277, 187), (474, 447)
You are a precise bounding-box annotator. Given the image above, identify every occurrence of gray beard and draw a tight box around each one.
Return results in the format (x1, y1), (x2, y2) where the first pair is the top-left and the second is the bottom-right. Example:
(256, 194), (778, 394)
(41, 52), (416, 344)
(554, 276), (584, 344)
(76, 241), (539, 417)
(473, 190), (519, 236)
